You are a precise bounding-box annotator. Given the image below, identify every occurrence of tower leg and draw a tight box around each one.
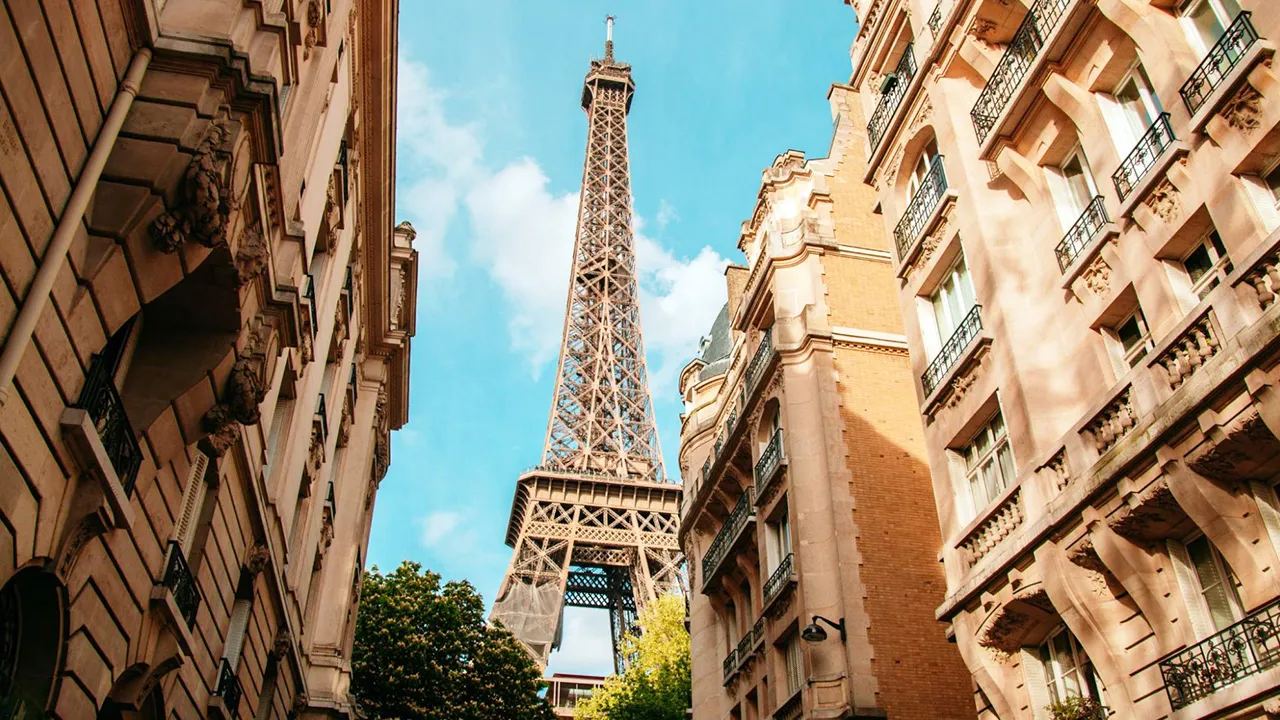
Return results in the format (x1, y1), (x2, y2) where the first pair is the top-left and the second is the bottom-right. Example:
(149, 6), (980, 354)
(490, 533), (575, 668)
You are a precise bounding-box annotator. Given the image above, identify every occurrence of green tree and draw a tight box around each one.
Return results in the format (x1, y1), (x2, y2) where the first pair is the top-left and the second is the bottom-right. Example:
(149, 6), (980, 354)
(352, 561), (555, 720)
(575, 594), (692, 720)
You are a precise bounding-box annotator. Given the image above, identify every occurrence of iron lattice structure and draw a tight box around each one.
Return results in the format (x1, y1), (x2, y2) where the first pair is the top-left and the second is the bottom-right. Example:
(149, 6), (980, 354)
(491, 27), (684, 673)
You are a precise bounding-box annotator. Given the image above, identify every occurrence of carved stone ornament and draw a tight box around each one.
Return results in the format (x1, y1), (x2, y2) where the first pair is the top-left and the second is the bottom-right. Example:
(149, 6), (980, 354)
(244, 543), (270, 575)
(1085, 387), (1136, 455)
(273, 629), (292, 659)
(1039, 450), (1069, 493)
(337, 395), (353, 448)
(152, 119), (233, 253)
(199, 411), (240, 458)
(307, 425), (325, 476)
(235, 223), (269, 286)
(222, 357), (267, 426)
(391, 267), (408, 329)
(1081, 256), (1112, 296)
(1143, 178), (1181, 222)
(303, 0), (322, 59)
(372, 431), (390, 481)
(1221, 84), (1263, 134)
(292, 691), (309, 714)
(908, 95), (933, 135)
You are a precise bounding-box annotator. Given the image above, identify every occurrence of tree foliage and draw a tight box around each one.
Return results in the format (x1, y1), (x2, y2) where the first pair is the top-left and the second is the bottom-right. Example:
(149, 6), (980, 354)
(352, 561), (555, 720)
(574, 594), (691, 720)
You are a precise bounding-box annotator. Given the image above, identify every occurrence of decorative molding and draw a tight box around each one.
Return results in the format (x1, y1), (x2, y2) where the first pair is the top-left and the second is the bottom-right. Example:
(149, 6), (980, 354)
(1081, 255), (1112, 295)
(152, 119), (234, 253)
(831, 327), (909, 352)
(1142, 178), (1181, 222)
(1220, 83), (1263, 134)
(1084, 387), (1136, 455)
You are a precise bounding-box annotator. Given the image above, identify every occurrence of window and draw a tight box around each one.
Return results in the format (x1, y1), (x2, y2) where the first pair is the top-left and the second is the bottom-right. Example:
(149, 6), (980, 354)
(907, 138), (941, 199)
(1040, 626), (1106, 705)
(1113, 308), (1154, 367)
(927, 256), (977, 354)
(783, 632), (805, 695)
(1181, 230), (1233, 299)
(766, 506), (792, 574)
(1265, 163), (1280, 205)
(1186, 535), (1244, 631)
(1110, 65), (1164, 151)
(1181, 0), (1244, 55)
(962, 410), (1015, 515)
(1046, 148), (1100, 227)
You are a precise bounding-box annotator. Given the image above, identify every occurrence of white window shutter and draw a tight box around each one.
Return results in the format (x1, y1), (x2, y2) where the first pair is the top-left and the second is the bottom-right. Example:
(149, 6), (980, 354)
(1167, 539), (1214, 640)
(1020, 646), (1052, 720)
(176, 454), (209, 553)
(223, 598), (253, 668)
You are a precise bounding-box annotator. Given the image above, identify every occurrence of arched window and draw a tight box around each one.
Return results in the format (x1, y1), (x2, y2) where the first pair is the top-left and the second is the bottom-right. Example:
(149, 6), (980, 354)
(0, 569), (65, 714)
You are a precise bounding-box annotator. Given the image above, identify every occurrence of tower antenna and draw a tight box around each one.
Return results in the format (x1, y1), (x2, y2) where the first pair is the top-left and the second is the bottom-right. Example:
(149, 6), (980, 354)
(605, 15), (615, 60)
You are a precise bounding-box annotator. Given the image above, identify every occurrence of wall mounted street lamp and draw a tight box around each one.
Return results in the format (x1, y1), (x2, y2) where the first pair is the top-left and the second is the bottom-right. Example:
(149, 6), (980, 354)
(801, 616), (846, 643)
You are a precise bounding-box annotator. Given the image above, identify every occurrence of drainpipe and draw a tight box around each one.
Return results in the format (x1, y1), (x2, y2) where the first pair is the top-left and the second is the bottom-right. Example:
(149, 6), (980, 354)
(0, 48), (152, 407)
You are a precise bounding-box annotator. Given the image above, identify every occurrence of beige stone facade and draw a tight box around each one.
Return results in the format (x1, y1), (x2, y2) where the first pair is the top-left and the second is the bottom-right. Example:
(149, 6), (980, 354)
(0, 0), (415, 718)
(847, 0), (1280, 716)
(678, 94), (971, 719)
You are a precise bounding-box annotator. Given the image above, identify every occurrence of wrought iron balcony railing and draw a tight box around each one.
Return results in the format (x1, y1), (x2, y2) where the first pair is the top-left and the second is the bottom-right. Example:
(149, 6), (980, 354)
(1054, 196), (1109, 272)
(751, 616), (765, 649)
(754, 429), (784, 498)
(1113, 113), (1175, 201)
(714, 436), (724, 460)
(74, 352), (142, 496)
(701, 458), (711, 487)
(337, 139), (350, 204)
(343, 265), (355, 315)
(867, 43), (918, 152)
(735, 629), (754, 669)
(928, 4), (943, 39)
(213, 659), (243, 718)
(1160, 597), (1280, 709)
(723, 647), (738, 684)
(894, 155), (948, 262)
(922, 305), (983, 396)
(763, 552), (795, 607)
(162, 540), (200, 627)
(1181, 12), (1259, 115)
(745, 329), (774, 391)
(971, 0), (1072, 143)
(701, 489), (755, 585)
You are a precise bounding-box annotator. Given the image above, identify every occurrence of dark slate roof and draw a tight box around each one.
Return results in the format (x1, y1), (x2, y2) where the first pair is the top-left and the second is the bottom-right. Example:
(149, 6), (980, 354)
(697, 304), (732, 382)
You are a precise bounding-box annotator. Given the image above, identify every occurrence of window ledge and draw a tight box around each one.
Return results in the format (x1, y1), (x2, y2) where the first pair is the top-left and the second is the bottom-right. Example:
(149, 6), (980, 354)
(60, 408), (134, 530)
(1188, 40), (1276, 136)
(1116, 141), (1191, 221)
(149, 586), (195, 657)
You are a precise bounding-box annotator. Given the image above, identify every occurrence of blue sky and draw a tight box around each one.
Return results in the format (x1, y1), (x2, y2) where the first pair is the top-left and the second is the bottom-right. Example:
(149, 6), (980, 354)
(368, 0), (857, 675)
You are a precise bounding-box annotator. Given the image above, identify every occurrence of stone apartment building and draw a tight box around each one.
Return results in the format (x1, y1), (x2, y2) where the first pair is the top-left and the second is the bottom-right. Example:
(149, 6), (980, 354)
(845, 0), (1280, 716)
(0, 0), (416, 718)
(677, 95), (972, 718)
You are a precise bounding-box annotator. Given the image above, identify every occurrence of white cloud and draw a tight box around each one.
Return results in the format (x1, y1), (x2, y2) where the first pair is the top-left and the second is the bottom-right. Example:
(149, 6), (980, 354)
(656, 199), (679, 230)
(419, 510), (463, 547)
(465, 160), (580, 373)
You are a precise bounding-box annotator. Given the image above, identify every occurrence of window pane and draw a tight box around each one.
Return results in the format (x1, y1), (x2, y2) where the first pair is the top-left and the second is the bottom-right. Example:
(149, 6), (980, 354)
(1187, 0), (1227, 49)
(1188, 537), (1242, 631)
(1117, 315), (1145, 351)
(1266, 165), (1280, 202)
(1184, 244), (1214, 284)
(996, 443), (1016, 491)
(1116, 78), (1153, 139)
(989, 410), (1006, 439)
(982, 461), (1002, 505)
(1208, 230), (1228, 259)
(1063, 157), (1093, 211)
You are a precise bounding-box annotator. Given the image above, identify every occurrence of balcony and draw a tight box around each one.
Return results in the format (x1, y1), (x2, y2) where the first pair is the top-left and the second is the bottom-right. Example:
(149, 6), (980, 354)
(343, 264), (355, 315)
(71, 352), (143, 497)
(754, 429), (786, 502)
(700, 489), (756, 592)
(745, 329), (775, 392)
(735, 628), (754, 670)
(922, 305), (983, 397)
(723, 647), (738, 685)
(162, 540), (200, 627)
(315, 393), (329, 444)
(210, 659), (243, 719)
(1112, 113), (1175, 202)
(1159, 597), (1280, 710)
(867, 43), (917, 152)
(927, 5), (943, 40)
(763, 553), (795, 610)
(303, 273), (318, 328)
(971, 0), (1073, 144)
(1054, 196), (1110, 273)
(894, 155), (948, 263)
(1181, 12), (1260, 115)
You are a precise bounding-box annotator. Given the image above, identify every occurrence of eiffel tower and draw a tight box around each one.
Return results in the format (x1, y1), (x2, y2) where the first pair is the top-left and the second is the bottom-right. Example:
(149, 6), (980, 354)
(490, 18), (683, 673)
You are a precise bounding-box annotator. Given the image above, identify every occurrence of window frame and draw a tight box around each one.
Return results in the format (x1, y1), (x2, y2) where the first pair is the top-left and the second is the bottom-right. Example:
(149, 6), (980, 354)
(1045, 145), (1100, 230)
(960, 408), (1016, 518)
(1179, 0), (1244, 55)
(906, 138), (940, 199)
(1112, 307), (1155, 368)
(1039, 625), (1106, 705)
(1184, 533), (1245, 633)
(925, 254), (977, 357)
(1103, 63), (1164, 154)
(1181, 230), (1233, 300)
